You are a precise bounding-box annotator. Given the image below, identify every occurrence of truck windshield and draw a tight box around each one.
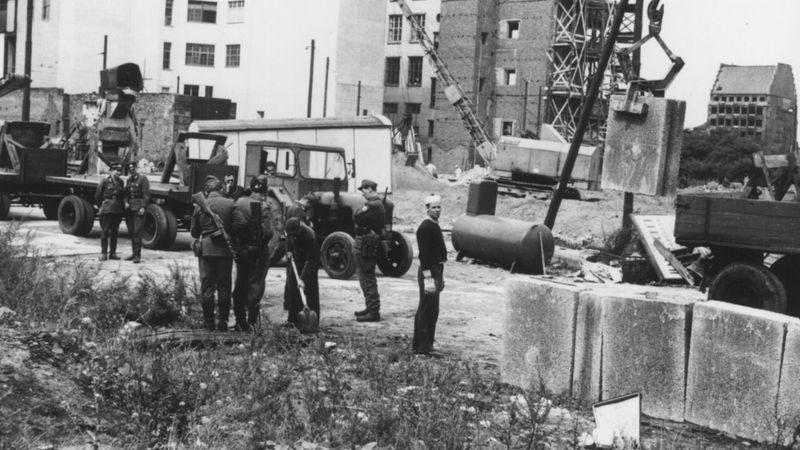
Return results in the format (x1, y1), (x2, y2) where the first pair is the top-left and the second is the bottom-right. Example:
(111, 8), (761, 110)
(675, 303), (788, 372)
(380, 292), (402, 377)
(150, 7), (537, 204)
(298, 150), (347, 180)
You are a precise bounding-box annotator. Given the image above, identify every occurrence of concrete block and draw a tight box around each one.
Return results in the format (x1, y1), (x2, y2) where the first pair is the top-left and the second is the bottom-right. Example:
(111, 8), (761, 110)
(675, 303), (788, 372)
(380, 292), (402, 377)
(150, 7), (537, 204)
(777, 317), (800, 444)
(572, 291), (603, 405)
(598, 286), (695, 422)
(501, 277), (583, 396)
(686, 301), (787, 442)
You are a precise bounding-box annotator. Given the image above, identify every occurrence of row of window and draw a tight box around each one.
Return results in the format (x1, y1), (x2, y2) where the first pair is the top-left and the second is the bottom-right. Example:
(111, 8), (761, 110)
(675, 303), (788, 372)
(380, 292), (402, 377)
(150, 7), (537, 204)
(709, 105), (764, 115)
(711, 95), (767, 103)
(708, 126), (763, 139)
(162, 42), (240, 69)
(709, 117), (763, 128)
(388, 14), (427, 44)
(165, 0), (244, 26)
(385, 56), (424, 86)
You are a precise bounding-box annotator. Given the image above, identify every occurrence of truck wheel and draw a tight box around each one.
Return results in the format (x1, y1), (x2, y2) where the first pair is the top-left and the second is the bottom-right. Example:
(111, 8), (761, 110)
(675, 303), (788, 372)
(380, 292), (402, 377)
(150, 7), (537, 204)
(58, 195), (88, 235)
(0, 193), (10, 220)
(77, 198), (95, 236)
(321, 231), (357, 280)
(266, 195), (285, 265)
(142, 204), (171, 249)
(42, 198), (60, 220)
(709, 262), (788, 313)
(160, 207), (178, 250)
(770, 255), (800, 317)
(377, 230), (414, 277)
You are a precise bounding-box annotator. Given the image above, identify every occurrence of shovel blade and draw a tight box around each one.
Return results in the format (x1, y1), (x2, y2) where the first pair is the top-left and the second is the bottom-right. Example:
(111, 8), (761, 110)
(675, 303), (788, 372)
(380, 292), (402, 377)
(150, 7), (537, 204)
(297, 308), (319, 334)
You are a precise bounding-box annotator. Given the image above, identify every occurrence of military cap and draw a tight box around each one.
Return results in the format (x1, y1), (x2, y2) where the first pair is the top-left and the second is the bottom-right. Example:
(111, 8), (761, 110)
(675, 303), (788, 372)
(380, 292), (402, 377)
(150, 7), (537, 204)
(109, 162), (123, 171)
(357, 179), (378, 191)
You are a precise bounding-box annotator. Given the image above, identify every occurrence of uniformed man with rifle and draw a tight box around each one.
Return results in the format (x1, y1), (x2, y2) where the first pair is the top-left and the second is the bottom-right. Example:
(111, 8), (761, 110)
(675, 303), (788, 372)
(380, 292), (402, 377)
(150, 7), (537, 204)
(123, 160), (150, 263)
(95, 161), (125, 261)
(231, 174), (274, 331)
(190, 176), (236, 331)
(353, 179), (385, 322)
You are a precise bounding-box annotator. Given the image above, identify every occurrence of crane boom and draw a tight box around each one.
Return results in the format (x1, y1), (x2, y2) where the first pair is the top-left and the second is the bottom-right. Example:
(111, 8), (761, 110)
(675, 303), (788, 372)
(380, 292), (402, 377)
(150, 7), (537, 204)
(395, 0), (496, 166)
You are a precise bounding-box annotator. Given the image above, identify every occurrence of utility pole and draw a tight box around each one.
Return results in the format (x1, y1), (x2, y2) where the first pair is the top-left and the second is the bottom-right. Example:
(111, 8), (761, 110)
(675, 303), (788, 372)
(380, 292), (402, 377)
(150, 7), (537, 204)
(521, 80), (529, 132)
(102, 35), (108, 69)
(21, 0), (34, 121)
(176, 76), (180, 94)
(306, 39), (315, 118)
(322, 57), (329, 118)
(356, 80), (361, 116)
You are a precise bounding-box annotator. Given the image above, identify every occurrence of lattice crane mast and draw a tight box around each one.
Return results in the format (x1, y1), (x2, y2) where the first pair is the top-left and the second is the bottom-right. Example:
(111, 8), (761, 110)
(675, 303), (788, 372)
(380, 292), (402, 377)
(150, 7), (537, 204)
(395, 0), (496, 166)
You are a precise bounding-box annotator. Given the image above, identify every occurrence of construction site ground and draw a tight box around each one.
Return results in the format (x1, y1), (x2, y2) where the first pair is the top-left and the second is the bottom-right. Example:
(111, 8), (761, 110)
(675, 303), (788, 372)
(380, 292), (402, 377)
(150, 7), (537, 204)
(0, 160), (767, 448)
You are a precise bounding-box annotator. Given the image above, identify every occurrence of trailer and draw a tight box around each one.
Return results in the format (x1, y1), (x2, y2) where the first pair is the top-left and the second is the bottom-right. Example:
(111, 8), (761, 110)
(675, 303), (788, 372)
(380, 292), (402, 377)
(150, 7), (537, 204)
(674, 193), (800, 316)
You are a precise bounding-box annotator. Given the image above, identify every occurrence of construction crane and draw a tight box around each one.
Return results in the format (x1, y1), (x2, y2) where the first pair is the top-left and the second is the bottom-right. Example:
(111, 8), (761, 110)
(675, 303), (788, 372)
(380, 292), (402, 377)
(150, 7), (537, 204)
(395, 0), (496, 167)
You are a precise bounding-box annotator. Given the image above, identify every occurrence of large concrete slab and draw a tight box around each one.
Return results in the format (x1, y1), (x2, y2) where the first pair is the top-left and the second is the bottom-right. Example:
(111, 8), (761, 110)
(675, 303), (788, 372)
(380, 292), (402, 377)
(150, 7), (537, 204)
(502, 277), (584, 396)
(597, 286), (696, 422)
(572, 291), (603, 405)
(686, 301), (787, 442)
(777, 317), (800, 445)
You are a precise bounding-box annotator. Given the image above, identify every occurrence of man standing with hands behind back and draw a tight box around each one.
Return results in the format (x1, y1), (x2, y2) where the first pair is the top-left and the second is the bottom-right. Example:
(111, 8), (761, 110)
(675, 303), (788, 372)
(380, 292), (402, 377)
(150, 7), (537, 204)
(124, 160), (150, 264)
(413, 193), (447, 355)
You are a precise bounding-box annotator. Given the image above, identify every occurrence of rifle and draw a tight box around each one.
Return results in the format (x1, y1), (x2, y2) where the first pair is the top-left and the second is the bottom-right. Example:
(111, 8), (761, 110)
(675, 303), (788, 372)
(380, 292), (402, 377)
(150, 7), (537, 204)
(192, 192), (237, 261)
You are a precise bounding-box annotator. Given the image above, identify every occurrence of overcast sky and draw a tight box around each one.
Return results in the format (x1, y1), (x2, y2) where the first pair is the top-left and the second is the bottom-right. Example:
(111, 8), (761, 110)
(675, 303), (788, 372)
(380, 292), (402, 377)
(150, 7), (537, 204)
(639, 0), (799, 131)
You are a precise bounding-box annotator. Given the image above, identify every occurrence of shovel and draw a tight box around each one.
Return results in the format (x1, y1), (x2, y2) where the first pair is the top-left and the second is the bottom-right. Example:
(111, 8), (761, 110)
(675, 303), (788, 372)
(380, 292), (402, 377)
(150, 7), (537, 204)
(290, 257), (319, 334)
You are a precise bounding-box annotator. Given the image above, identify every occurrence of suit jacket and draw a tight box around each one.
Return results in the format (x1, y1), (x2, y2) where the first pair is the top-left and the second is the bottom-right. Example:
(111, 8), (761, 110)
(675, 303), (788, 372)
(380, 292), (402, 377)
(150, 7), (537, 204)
(190, 191), (235, 258)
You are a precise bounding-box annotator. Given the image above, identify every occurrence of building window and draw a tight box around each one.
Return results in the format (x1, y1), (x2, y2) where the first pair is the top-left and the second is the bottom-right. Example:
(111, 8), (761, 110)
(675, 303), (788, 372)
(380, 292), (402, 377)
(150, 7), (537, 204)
(225, 44), (240, 67)
(162, 42), (172, 70)
(161, 87), (171, 93)
(428, 119), (434, 138)
(507, 20), (520, 39)
(385, 57), (400, 86)
(410, 14), (425, 43)
(505, 69), (516, 86)
(502, 121), (514, 136)
(407, 56), (423, 86)
(228, 0), (244, 23)
(710, 106), (717, 114)
(42, 0), (50, 20)
(388, 15), (402, 43)
(709, 118), (717, 126)
(164, 0), (173, 25)
(186, 43), (215, 66)
(184, 84), (200, 96)
(383, 102), (398, 124)
(759, 96), (766, 102)
(188, 1), (217, 23)
(205, 86), (214, 98)
(429, 77), (437, 108)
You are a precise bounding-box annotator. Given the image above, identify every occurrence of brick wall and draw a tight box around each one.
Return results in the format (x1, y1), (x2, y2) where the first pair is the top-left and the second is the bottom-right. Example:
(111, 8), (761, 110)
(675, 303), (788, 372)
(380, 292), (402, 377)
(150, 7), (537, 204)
(0, 88), (66, 136)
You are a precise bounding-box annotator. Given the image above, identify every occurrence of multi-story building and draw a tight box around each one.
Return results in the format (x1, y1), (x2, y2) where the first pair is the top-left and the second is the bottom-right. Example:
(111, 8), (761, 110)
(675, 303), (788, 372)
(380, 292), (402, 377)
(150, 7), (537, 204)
(0, 0), (386, 120)
(707, 63), (797, 152)
(382, 0), (441, 149)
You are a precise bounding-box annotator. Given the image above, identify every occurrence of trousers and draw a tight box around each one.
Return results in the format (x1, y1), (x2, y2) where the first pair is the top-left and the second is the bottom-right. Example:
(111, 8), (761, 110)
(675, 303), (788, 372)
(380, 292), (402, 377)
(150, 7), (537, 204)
(126, 212), (145, 257)
(232, 252), (269, 328)
(413, 265), (443, 353)
(198, 256), (233, 329)
(100, 213), (123, 255)
(356, 254), (380, 313)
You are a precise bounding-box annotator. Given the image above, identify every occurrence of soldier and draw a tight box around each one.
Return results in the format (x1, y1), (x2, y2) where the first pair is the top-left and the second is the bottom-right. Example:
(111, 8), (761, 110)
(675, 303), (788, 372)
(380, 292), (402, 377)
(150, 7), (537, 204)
(123, 160), (150, 264)
(190, 176), (236, 331)
(413, 193), (447, 355)
(353, 179), (385, 322)
(283, 217), (320, 327)
(231, 175), (274, 331)
(95, 161), (125, 261)
(224, 173), (247, 200)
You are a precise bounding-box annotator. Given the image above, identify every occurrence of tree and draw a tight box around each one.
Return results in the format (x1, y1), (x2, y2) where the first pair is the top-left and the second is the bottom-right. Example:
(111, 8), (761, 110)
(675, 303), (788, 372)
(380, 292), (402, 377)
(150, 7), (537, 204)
(679, 128), (783, 184)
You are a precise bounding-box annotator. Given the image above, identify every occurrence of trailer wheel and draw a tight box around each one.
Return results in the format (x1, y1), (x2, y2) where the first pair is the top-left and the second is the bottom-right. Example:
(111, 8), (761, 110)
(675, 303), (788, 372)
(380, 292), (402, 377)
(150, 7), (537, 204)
(42, 198), (60, 220)
(77, 198), (95, 236)
(142, 204), (172, 249)
(770, 255), (800, 317)
(709, 262), (788, 313)
(377, 230), (414, 277)
(0, 193), (10, 220)
(58, 195), (89, 236)
(321, 231), (356, 280)
(160, 207), (178, 250)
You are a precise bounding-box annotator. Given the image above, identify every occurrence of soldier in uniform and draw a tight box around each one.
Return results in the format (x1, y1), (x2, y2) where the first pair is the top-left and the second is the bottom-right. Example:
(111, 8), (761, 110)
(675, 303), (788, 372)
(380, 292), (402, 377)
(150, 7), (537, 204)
(224, 174), (247, 200)
(123, 160), (150, 263)
(283, 217), (320, 327)
(353, 179), (385, 322)
(94, 162), (125, 261)
(191, 176), (236, 331)
(413, 194), (447, 355)
(231, 174), (274, 331)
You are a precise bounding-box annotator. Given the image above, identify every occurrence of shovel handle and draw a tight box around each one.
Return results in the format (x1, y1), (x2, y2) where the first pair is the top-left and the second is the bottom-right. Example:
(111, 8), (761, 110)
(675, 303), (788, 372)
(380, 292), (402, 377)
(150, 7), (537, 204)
(289, 257), (310, 309)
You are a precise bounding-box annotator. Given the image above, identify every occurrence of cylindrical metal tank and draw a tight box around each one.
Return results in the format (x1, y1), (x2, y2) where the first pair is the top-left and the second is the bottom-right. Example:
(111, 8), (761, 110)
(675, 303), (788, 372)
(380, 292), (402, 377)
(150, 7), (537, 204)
(452, 215), (554, 274)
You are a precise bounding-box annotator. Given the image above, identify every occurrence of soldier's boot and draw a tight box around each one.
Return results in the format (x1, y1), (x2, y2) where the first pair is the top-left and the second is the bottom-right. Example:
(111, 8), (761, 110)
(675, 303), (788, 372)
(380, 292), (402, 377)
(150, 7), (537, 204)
(109, 243), (120, 260)
(108, 253), (120, 260)
(99, 253), (108, 261)
(247, 306), (261, 331)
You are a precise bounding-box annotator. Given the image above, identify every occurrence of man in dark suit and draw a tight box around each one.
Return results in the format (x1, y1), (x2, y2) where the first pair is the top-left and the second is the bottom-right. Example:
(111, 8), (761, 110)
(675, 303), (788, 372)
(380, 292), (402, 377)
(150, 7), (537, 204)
(191, 176), (236, 331)
(95, 162), (125, 261)
(123, 160), (150, 264)
(413, 193), (447, 355)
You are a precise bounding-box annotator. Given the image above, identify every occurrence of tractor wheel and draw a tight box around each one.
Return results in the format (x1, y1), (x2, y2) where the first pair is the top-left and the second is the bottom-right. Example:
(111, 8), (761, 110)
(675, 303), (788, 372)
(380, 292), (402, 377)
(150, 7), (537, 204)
(0, 193), (10, 220)
(266, 195), (285, 265)
(709, 261), (787, 314)
(42, 198), (60, 220)
(142, 204), (171, 249)
(321, 231), (357, 280)
(76, 197), (95, 236)
(770, 255), (800, 317)
(377, 230), (414, 277)
(58, 195), (88, 235)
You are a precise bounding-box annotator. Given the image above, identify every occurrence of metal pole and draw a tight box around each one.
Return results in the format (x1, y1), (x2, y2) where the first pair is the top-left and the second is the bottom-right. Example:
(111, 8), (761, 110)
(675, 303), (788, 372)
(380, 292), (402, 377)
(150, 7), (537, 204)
(536, 85), (543, 136)
(21, 0), (33, 121)
(323, 57), (329, 117)
(356, 80), (361, 116)
(521, 79), (529, 132)
(102, 35), (108, 69)
(306, 39), (315, 118)
(544, 0), (629, 229)
(176, 75), (180, 94)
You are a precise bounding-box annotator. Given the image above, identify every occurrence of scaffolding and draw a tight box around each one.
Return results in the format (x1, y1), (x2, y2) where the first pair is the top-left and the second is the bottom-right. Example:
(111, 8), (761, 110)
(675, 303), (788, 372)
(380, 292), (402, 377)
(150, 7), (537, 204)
(546, 0), (643, 143)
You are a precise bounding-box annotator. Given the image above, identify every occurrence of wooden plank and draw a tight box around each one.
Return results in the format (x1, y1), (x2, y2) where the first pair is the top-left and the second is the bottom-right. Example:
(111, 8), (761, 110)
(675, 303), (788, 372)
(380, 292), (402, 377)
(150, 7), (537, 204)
(631, 214), (683, 281)
(653, 238), (694, 286)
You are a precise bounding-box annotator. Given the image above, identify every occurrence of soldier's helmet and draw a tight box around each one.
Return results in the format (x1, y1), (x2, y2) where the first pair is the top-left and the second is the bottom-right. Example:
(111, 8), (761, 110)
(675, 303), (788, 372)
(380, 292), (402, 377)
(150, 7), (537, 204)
(250, 174), (269, 193)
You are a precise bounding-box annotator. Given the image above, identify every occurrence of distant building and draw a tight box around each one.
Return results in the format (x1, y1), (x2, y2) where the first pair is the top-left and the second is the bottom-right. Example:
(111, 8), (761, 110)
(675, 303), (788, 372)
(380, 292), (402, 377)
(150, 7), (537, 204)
(707, 63), (797, 152)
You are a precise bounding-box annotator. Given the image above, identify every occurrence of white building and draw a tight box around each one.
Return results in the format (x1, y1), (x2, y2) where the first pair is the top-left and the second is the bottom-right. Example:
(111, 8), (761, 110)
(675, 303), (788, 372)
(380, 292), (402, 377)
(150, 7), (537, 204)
(0, 0), (386, 119)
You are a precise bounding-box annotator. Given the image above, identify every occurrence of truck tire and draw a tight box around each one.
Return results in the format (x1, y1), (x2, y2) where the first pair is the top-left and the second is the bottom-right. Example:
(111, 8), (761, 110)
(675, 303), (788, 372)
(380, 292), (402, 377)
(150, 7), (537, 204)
(160, 207), (178, 250)
(377, 230), (414, 277)
(321, 231), (357, 280)
(709, 262), (788, 314)
(142, 204), (172, 250)
(770, 255), (800, 317)
(58, 195), (88, 235)
(0, 193), (10, 220)
(42, 198), (60, 220)
(77, 198), (95, 236)
(266, 195), (285, 265)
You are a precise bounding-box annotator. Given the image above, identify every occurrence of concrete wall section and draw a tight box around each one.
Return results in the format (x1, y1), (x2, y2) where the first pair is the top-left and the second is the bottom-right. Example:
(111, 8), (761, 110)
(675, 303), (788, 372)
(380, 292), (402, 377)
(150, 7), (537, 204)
(572, 290), (602, 405)
(777, 317), (800, 446)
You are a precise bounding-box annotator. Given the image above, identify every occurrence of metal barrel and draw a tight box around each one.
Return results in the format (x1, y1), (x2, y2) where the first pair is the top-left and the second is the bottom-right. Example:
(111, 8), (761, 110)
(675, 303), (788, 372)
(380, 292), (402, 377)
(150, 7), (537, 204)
(452, 214), (554, 274)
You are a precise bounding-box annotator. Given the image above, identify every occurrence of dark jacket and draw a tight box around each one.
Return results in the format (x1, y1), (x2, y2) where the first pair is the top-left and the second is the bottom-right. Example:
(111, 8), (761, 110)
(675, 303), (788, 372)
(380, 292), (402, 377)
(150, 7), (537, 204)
(224, 183), (247, 200)
(353, 192), (385, 235)
(190, 191), (235, 258)
(231, 193), (274, 252)
(416, 217), (447, 271)
(287, 221), (319, 278)
(95, 175), (124, 215)
(124, 173), (151, 212)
